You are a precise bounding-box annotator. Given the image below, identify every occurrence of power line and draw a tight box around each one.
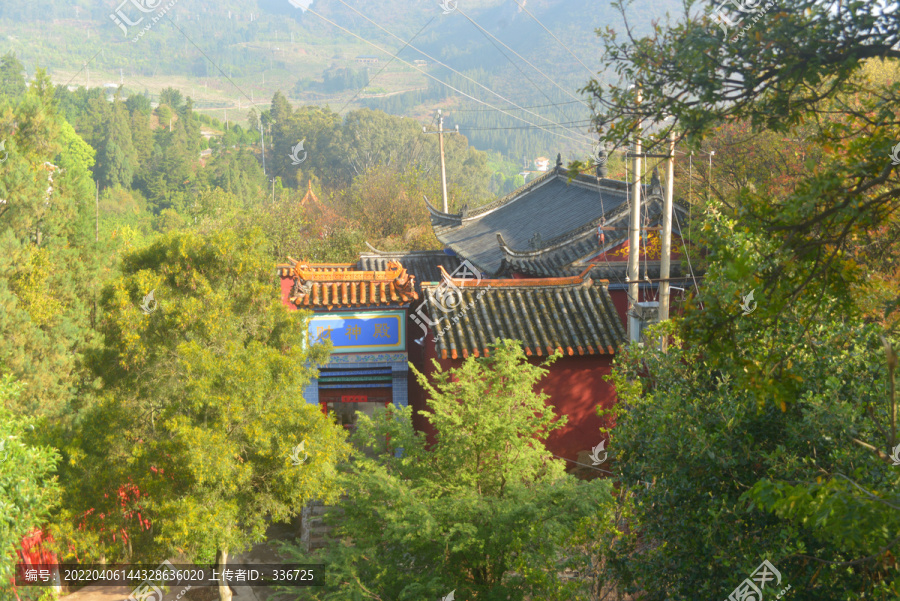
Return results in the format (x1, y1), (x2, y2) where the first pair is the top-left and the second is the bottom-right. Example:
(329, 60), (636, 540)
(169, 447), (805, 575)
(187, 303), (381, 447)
(507, 0), (598, 78)
(328, 0), (593, 145)
(450, 100), (585, 112)
(673, 206), (703, 310)
(161, 13), (261, 113)
(458, 120), (594, 132)
(456, 6), (593, 110)
(302, 6), (591, 147)
(456, 6), (582, 137)
(65, 49), (103, 87)
(336, 15), (438, 116)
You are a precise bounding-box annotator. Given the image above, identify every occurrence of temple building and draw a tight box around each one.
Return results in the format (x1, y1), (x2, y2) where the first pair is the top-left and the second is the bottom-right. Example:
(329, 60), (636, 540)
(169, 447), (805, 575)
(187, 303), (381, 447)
(280, 166), (701, 478)
(277, 259), (418, 433)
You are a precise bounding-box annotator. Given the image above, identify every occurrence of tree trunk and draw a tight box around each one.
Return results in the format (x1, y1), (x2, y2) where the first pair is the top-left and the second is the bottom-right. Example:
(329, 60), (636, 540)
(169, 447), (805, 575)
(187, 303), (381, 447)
(216, 547), (233, 601)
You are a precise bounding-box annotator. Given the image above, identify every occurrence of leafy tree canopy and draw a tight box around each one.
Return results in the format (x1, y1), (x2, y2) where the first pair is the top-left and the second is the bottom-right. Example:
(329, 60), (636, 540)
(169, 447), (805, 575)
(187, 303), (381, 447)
(56, 228), (352, 571)
(278, 340), (614, 601)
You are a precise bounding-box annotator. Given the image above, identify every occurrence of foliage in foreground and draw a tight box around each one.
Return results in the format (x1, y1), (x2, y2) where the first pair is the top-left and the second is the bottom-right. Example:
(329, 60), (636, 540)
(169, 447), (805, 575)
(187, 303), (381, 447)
(603, 318), (899, 601)
(275, 340), (614, 601)
(0, 375), (61, 599)
(52, 228), (352, 578)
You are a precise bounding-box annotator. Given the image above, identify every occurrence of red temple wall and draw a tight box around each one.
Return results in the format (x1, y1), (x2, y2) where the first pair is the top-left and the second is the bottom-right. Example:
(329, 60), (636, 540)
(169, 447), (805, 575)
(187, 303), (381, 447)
(407, 333), (618, 471)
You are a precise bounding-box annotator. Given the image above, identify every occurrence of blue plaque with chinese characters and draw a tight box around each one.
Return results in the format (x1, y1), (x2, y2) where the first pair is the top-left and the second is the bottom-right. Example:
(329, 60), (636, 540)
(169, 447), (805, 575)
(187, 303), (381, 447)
(308, 311), (405, 353)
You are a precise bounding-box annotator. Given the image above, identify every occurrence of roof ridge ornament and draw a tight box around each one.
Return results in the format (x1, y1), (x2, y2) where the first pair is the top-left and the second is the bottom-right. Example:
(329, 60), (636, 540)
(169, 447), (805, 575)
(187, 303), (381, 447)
(651, 168), (662, 196)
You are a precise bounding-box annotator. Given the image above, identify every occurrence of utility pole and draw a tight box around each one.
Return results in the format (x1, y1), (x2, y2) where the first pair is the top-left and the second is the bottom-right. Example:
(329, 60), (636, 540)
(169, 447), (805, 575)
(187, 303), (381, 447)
(423, 109), (459, 213)
(658, 130), (676, 351)
(95, 181), (99, 243)
(259, 115), (267, 177)
(438, 110), (449, 213)
(627, 87), (642, 342)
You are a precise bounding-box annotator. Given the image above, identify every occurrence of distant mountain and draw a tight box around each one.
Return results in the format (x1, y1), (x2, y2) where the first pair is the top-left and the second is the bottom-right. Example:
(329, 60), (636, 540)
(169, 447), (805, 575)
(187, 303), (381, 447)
(0, 0), (682, 161)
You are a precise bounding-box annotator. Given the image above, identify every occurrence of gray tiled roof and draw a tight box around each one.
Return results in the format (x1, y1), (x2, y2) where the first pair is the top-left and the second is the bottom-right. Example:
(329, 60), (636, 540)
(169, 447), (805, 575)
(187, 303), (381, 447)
(357, 245), (462, 294)
(497, 227), (601, 278)
(428, 165), (656, 276)
(421, 271), (626, 360)
(495, 193), (691, 279)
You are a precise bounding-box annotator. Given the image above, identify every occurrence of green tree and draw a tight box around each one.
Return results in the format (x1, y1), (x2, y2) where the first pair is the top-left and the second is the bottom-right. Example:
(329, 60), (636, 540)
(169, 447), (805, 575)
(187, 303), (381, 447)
(0, 71), (101, 418)
(158, 87), (183, 112)
(125, 93), (152, 117)
(0, 51), (25, 99)
(0, 374), (61, 599)
(604, 314), (899, 600)
(277, 340), (613, 601)
(63, 228), (351, 600)
(577, 1), (900, 597)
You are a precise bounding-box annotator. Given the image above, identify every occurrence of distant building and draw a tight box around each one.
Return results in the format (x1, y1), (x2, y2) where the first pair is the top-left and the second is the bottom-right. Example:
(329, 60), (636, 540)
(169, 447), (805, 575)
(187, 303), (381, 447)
(355, 55), (380, 64)
(534, 156), (550, 171)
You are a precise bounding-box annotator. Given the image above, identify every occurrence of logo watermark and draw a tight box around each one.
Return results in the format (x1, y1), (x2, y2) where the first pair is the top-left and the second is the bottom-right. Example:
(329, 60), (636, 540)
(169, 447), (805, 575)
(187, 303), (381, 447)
(110, 0), (180, 43)
(725, 559), (790, 601)
(589, 440), (608, 465)
(140, 290), (158, 315)
(711, 0), (776, 41)
(289, 139), (308, 165)
(409, 260), (490, 344)
(740, 289), (757, 316)
(289, 441), (309, 465)
(890, 142), (900, 166)
(127, 560), (192, 601)
(439, 0), (458, 14)
(891, 443), (900, 466)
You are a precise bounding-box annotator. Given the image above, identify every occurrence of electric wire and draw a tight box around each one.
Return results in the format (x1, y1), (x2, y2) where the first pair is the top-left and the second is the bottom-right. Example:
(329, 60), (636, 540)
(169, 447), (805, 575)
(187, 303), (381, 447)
(336, 15), (439, 116)
(673, 207), (703, 310)
(451, 100), (584, 112)
(160, 13), (265, 114)
(457, 120), (594, 132)
(66, 49), (103, 87)
(302, 6), (591, 147)
(507, 0), (598, 79)
(329, 0), (593, 145)
(456, 6), (593, 110)
(457, 6), (582, 136)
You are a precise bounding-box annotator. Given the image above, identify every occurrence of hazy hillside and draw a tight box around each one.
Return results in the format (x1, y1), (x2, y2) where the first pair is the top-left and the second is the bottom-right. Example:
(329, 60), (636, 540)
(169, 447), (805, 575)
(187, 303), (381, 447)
(0, 0), (682, 162)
